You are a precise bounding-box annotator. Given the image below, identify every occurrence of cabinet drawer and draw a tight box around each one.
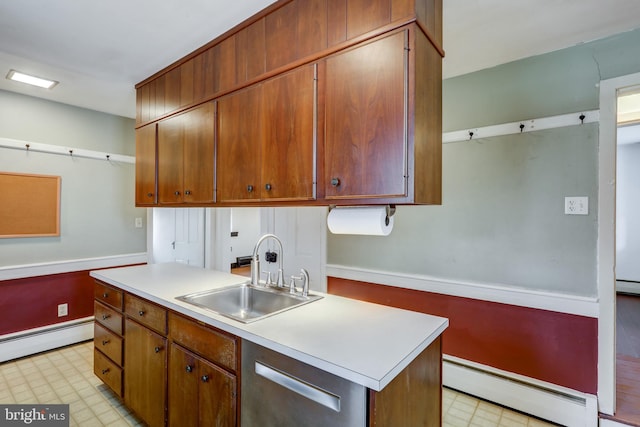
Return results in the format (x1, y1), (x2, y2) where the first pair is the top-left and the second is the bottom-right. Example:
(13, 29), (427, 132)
(168, 313), (237, 372)
(94, 281), (123, 310)
(125, 294), (167, 335)
(95, 301), (123, 335)
(94, 348), (123, 397)
(94, 323), (123, 366)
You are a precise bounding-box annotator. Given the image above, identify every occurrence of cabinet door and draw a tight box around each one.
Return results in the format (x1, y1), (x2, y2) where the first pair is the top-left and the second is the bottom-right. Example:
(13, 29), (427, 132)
(262, 64), (316, 201)
(124, 319), (167, 427)
(324, 30), (408, 200)
(135, 124), (157, 206)
(182, 102), (215, 203)
(199, 357), (237, 427)
(168, 344), (198, 427)
(157, 113), (185, 203)
(217, 84), (263, 202)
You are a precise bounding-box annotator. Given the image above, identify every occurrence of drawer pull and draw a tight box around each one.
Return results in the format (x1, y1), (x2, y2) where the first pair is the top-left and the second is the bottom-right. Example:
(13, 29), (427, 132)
(154, 346), (162, 353)
(102, 314), (110, 320)
(185, 365), (193, 373)
(102, 368), (110, 375)
(102, 340), (110, 345)
(103, 292), (108, 298)
(331, 177), (341, 187)
(138, 310), (145, 316)
(201, 375), (209, 383)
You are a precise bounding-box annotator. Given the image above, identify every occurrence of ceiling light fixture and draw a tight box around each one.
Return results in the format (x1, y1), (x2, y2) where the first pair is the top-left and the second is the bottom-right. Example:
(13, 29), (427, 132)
(6, 69), (58, 89)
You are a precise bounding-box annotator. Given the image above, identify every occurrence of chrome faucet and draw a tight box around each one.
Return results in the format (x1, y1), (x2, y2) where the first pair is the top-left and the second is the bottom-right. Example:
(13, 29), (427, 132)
(250, 234), (285, 288)
(289, 268), (310, 297)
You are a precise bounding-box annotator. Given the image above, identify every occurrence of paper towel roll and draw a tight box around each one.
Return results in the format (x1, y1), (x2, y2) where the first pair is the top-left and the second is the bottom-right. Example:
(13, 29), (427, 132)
(327, 206), (394, 236)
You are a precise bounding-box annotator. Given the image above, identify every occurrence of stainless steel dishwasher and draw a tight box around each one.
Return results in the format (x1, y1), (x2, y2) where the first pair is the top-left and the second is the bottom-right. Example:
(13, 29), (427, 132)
(241, 340), (367, 426)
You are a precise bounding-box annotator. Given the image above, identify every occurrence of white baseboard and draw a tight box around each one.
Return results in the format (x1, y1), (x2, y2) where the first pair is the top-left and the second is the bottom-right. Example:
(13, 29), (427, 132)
(600, 419), (633, 427)
(443, 356), (598, 427)
(0, 317), (94, 362)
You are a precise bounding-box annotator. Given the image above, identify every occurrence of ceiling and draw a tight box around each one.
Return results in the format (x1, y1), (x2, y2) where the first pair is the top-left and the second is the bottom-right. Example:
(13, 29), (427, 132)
(1, 0), (639, 119)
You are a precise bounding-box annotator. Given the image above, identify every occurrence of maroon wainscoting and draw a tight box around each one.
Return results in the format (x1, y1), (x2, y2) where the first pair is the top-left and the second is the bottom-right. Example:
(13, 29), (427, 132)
(328, 276), (598, 394)
(0, 271), (95, 335)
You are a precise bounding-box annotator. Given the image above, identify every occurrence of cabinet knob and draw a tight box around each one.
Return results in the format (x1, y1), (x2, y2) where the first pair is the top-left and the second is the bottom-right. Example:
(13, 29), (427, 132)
(185, 190), (192, 195)
(331, 178), (341, 187)
(185, 365), (193, 373)
(201, 375), (209, 383)
(154, 346), (162, 353)
(138, 310), (145, 316)
(102, 368), (110, 375)
(102, 314), (110, 320)
(103, 292), (108, 298)
(102, 340), (110, 346)
(247, 185), (254, 192)
(147, 192), (153, 198)
(174, 190), (181, 196)
(265, 183), (272, 191)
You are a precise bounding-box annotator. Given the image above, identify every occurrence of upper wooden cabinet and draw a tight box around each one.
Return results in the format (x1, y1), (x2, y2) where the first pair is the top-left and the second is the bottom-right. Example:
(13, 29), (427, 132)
(135, 124), (157, 206)
(157, 102), (215, 204)
(135, 0), (442, 206)
(217, 64), (316, 203)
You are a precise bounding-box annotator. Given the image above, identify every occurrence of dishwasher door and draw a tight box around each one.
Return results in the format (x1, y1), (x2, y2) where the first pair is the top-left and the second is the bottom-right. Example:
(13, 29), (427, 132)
(241, 340), (367, 427)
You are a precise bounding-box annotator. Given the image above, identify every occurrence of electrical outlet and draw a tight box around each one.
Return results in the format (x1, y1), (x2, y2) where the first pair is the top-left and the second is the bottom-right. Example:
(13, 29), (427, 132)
(564, 196), (589, 215)
(135, 217), (143, 228)
(57, 303), (68, 317)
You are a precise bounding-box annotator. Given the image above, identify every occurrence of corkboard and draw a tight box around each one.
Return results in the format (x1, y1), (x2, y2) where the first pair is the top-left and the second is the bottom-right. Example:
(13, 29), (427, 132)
(0, 172), (61, 238)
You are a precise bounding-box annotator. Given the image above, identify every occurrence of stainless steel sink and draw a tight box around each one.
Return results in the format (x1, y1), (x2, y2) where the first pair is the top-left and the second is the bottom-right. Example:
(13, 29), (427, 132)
(176, 283), (323, 323)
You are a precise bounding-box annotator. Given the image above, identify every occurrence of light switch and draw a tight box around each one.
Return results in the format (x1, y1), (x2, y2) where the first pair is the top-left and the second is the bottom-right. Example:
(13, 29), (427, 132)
(564, 196), (588, 215)
(135, 217), (143, 228)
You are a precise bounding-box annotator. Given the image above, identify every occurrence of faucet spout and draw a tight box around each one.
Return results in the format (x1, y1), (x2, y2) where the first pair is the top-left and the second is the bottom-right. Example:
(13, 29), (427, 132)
(250, 234), (285, 287)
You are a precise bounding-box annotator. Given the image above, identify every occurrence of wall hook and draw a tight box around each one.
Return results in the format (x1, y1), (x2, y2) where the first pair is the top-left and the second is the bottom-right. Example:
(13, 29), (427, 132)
(519, 124), (525, 133)
(106, 154), (111, 161)
(469, 131), (474, 140)
(579, 114), (586, 124)
(69, 149), (73, 156)
(25, 144), (30, 151)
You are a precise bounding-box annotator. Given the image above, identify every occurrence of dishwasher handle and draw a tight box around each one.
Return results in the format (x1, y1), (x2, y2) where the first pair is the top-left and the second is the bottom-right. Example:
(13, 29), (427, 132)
(255, 361), (341, 412)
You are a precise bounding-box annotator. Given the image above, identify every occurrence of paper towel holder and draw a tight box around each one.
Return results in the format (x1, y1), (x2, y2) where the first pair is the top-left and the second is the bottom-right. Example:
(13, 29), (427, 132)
(329, 204), (396, 226)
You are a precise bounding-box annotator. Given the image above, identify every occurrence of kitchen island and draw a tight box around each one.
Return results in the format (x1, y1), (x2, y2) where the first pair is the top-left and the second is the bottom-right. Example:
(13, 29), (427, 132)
(90, 262), (448, 426)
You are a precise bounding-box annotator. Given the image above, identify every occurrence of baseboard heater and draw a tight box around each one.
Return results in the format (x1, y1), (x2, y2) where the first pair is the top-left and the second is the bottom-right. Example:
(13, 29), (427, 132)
(443, 355), (598, 427)
(0, 317), (94, 363)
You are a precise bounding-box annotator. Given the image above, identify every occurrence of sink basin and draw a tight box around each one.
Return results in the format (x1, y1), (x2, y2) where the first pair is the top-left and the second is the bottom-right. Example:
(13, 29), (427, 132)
(176, 283), (323, 323)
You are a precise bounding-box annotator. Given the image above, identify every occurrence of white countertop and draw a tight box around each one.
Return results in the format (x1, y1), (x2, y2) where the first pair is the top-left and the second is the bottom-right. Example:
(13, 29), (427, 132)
(90, 263), (448, 391)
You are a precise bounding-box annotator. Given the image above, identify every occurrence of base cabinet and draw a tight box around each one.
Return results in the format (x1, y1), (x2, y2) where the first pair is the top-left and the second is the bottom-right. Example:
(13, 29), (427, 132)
(169, 343), (237, 427)
(124, 318), (167, 427)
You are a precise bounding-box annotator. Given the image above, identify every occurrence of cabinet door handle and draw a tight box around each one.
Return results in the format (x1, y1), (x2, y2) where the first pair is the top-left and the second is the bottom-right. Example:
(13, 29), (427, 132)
(331, 178), (341, 187)
(101, 340), (110, 345)
(138, 310), (145, 316)
(185, 365), (193, 373)
(201, 375), (209, 383)
(174, 191), (181, 196)
(102, 368), (110, 375)
(185, 190), (192, 195)
(147, 192), (153, 198)
(154, 346), (162, 353)
(103, 292), (109, 298)
(265, 183), (272, 191)
(247, 185), (254, 192)
(102, 314), (110, 320)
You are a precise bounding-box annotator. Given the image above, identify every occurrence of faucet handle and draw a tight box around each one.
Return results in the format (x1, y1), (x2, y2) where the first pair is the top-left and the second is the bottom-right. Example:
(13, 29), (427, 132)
(289, 275), (301, 294)
(262, 271), (273, 286)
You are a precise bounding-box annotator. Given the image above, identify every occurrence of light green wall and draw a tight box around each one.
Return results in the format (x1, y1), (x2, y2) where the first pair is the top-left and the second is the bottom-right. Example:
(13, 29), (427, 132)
(328, 28), (640, 298)
(0, 90), (146, 266)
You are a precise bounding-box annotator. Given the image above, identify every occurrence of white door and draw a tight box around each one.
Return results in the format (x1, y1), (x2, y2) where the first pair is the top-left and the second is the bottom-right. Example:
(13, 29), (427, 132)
(151, 208), (205, 267)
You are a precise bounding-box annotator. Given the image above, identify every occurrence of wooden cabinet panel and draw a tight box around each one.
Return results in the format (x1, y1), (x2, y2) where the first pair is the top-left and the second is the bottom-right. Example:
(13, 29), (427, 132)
(94, 348), (123, 397)
(236, 18), (266, 84)
(265, 1), (298, 71)
(324, 30), (407, 200)
(164, 67), (182, 114)
(94, 281), (123, 310)
(199, 356), (237, 427)
(298, 0), (328, 57)
(180, 59), (195, 107)
(125, 319), (167, 427)
(168, 344), (199, 427)
(135, 124), (157, 206)
(124, 294), (167, 335)
(327, 0), (347, 46)
(157, 102), (215, 204)
(94, 323), (123, 365)
(95, 301), (123, 336)
(347, 0), (391, 39)
(217, 84), (263, 202)
(168, 313), (238, 372)
(262, 64), (316, 201)
(214, 36), (236, 94)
